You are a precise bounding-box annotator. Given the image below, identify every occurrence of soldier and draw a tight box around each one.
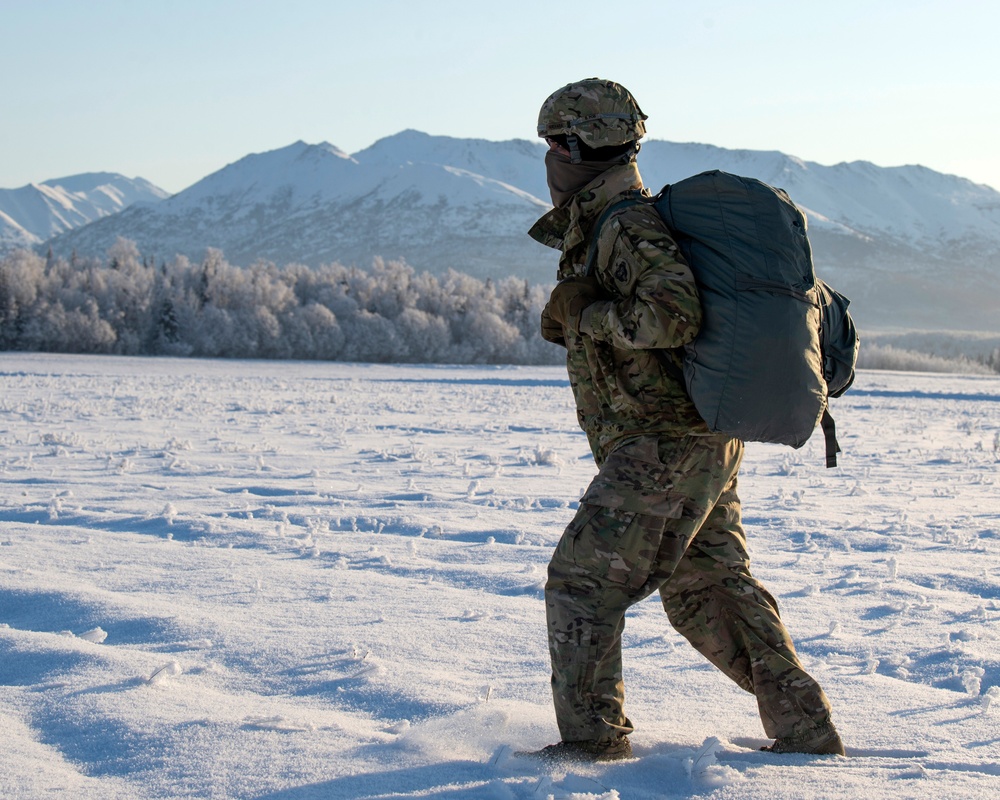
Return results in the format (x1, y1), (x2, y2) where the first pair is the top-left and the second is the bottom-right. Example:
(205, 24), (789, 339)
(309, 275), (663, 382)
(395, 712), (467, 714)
(523, 78), (844, 762)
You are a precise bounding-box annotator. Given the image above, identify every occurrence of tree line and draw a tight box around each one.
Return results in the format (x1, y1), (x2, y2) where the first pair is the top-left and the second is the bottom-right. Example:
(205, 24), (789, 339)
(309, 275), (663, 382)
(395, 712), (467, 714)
(0, 240), (562, 365)
(2, 240), (998, 374)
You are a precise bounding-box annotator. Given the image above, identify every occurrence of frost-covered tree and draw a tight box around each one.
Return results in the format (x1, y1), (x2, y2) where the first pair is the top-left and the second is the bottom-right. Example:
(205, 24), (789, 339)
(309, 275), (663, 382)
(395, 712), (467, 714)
(0, 250), (44, 348)
(0, 241), (567, 364)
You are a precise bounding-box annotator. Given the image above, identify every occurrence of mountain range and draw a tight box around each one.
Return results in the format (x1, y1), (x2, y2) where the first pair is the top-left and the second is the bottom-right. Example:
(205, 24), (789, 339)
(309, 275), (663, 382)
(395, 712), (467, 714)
(0, 173), (169, 251)
(4, 131), (1000, 331)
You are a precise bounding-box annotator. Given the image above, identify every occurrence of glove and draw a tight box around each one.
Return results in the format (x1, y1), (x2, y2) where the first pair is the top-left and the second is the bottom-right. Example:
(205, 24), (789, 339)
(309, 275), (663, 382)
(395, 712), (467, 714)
(540, 304), (566, 346)
(546, 275), (603, 334)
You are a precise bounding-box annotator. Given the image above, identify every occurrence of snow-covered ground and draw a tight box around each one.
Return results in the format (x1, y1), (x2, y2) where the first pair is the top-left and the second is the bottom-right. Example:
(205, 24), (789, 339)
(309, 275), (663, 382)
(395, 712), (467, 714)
(1, 353), (998, 800)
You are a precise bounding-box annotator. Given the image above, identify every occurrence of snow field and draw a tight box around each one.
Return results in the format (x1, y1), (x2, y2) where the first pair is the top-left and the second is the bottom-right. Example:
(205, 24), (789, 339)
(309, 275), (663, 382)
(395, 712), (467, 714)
(1, 353), (998, 799)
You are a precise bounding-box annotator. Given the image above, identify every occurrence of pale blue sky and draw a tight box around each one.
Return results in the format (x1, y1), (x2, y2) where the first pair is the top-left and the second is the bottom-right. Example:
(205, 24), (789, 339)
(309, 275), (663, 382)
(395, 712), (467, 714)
(2, 0), (998, 193)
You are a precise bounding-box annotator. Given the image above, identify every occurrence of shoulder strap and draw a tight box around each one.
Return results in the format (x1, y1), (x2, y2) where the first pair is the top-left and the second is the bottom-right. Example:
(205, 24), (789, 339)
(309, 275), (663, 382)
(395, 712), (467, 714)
(582, 191), (647, 276)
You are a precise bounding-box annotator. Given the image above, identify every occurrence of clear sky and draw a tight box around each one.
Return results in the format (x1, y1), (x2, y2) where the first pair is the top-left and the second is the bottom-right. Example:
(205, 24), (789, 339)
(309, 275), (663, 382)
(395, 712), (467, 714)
(2, 0), (998, 194)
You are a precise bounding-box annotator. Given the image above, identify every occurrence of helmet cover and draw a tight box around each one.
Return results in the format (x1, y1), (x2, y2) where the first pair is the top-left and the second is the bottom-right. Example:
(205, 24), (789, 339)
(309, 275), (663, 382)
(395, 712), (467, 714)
(537, 78), (647, 148)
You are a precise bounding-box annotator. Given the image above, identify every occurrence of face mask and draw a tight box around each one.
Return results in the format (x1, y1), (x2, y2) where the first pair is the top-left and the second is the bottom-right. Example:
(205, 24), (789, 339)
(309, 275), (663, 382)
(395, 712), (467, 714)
(545, 149), (615, 208)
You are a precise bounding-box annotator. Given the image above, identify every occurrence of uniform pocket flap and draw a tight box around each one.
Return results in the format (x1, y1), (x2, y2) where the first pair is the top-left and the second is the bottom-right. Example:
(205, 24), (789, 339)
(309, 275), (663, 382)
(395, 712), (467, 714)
(579, 484), (685, 518)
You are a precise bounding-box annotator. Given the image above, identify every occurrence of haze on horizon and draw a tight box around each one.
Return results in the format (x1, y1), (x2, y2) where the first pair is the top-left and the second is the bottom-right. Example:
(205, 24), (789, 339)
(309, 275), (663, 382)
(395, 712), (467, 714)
(2, 0), (998, 195)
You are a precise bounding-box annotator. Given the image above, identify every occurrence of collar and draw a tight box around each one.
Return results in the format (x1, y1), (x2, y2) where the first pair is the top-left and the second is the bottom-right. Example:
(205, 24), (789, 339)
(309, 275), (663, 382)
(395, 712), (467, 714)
(528, 162), (645, 257)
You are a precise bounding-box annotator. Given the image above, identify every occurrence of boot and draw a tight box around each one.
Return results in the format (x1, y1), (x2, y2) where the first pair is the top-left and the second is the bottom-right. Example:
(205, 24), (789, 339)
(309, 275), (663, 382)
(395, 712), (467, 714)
(517, 735), (632, 763)
(761, 721), (845, 756)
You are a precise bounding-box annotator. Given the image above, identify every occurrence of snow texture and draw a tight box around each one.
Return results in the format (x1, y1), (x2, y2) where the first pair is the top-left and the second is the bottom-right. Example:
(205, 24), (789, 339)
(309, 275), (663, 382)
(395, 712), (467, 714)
(1, 352), (999, 799)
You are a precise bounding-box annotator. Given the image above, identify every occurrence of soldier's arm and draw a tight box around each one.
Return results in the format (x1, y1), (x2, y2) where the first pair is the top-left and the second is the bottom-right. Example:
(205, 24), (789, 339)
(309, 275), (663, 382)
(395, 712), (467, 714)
(579, 211), (701, 349)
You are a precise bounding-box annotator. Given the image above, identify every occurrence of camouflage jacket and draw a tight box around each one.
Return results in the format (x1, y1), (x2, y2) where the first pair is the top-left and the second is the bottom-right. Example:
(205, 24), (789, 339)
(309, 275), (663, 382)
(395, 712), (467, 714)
(529, 162), (709, 465)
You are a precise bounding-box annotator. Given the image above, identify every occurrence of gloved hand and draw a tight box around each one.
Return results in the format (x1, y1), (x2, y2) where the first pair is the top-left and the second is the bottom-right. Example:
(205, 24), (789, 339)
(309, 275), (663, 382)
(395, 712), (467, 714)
(540, 304), (566, 346)
(546, 275), (603, 334)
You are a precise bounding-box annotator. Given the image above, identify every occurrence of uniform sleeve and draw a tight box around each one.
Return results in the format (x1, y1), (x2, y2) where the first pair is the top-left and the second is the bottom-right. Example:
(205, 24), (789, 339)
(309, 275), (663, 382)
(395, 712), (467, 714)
(579, 211), (702, 349)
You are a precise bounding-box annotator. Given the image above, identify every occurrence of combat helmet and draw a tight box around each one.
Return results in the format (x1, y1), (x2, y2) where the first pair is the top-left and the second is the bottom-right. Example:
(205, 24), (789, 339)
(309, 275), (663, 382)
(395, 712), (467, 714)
(537, 78), (647, 163)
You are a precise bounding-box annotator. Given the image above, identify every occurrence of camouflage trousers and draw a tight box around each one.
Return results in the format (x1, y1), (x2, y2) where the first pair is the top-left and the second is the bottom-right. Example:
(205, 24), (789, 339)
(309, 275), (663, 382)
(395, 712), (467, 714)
(545, 434), (833, 743)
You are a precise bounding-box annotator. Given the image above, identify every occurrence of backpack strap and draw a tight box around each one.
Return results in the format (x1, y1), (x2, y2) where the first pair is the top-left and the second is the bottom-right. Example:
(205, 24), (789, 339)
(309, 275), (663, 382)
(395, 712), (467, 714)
(820, 407), (841, 468)
(583, 192), (646, 276)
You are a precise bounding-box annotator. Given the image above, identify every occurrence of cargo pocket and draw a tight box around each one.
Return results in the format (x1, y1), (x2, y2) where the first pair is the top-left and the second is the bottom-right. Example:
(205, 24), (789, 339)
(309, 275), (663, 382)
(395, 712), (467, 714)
(580, 438), (686, 516)
(566, 439), (687, 591)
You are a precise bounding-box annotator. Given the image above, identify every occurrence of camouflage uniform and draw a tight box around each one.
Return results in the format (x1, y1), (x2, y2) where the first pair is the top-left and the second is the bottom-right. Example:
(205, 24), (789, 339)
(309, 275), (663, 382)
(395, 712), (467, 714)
(530, 156), (834, 746)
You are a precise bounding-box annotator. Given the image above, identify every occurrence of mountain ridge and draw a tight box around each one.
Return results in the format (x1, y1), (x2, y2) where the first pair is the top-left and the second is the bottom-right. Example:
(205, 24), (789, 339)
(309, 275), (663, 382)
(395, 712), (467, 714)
(7, 133), (1000, 330)
(0, 173), (169, 251)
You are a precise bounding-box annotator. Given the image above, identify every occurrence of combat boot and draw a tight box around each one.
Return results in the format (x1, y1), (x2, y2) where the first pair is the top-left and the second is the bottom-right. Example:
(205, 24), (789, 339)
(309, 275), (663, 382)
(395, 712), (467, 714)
(517, 735), (632, 762)
(761, 721), (845, 756)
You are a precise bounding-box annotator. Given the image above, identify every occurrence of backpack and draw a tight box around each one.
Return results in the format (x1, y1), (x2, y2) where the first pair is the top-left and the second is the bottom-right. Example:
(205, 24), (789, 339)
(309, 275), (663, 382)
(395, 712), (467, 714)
(585, 170), (859, 467)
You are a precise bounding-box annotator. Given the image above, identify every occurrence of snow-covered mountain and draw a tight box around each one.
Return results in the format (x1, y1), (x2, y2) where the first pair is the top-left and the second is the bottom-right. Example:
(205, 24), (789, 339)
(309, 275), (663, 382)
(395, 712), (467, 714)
(637, 143), (1000, 331)
(38, 132), (1000, 330)
(42, 134), (553, 283)
(0, 173), (169, 251)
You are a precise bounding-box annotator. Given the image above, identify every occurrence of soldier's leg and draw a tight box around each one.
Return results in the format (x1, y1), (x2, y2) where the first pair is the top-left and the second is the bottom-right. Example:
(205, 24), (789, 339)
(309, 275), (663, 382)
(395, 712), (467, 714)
(659, 471), (834, 739)
(546, 503), (661, 742)
(545, 438), (688, 743)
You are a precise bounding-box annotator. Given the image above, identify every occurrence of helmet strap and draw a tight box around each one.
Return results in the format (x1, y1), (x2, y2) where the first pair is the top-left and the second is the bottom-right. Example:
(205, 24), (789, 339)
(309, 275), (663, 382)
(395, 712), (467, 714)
(607, 141), (641, 165)
(566, 134), (582, 164)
